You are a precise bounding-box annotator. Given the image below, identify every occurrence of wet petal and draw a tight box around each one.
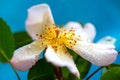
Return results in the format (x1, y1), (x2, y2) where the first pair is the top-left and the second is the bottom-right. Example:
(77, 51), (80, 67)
(84, 23), (96, 42)
(64, 21), (83, 31)
(64, 22), (89, 42)
(26, 4), (54, 40)
(71, 41), (118, 66)
(97, 36), (116, 45)
(45, 46), (80, 78)
(10, 40), (45, 71)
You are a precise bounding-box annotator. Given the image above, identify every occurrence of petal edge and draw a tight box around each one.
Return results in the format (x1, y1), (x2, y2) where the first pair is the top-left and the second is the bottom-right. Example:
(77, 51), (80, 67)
(26, 4), (54, 40)
(10, 40), (45, 71)
(71, 41), (118, 66)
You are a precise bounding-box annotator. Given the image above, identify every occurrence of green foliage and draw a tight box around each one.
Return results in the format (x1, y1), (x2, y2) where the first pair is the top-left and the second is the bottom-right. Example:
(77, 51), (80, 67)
(62, 48), (91, 80)
(14, 32), (32, 49)
(101, 67), (120, 80)
(75, 56), (91, 79)
(61, 67), (70, 80)
(109, 64), (120, 68)
(68, 73), (82, 80)
(28, 59), (55, 80)
(67, 56), (91, 80)
(0, 18), (15, 63)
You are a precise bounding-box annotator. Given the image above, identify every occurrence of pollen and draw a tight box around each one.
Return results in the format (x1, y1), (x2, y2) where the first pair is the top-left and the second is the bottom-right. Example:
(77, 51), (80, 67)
(36, 24), (79, 51)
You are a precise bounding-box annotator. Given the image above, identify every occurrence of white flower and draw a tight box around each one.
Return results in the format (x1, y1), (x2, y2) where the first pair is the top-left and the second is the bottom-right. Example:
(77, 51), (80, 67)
(10, 4), (118, 78)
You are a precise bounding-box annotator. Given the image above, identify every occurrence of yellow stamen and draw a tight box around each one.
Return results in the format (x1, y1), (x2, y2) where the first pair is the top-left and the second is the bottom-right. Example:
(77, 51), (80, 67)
(36, 24), (80, 52)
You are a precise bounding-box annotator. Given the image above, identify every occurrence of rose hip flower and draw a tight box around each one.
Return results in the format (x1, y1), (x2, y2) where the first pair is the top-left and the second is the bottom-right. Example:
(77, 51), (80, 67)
(10, 4), (118, 78)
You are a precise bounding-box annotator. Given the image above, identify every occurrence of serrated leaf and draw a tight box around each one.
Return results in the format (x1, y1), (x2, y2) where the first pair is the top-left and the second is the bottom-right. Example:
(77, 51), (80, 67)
(101, 67), (120, 80)
(14, 31), (32, 49)
(0, 18), (15, 63)
(28, 59), (55, 80)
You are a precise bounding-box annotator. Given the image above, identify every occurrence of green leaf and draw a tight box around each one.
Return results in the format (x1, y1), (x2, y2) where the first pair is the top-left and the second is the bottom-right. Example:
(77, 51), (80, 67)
(0, 18), (15, 63)
(101, 64), (120, 77)
(102, 64), (120, 72)
(67, 48), (78, 60)
(101, 67), (120, 80)
(109, 64), (120, 68)
(28, 59), (55, 80)
(64, 48), (91, 80)
(61, 67), (70, 80)
(75, 56), (91, 79)
(62, 67), (81, 80)
(68, 73), (82, 80)
(67, 56), (91, 80)
(62, 48), (78, 80)
(14, 32), (32, 49)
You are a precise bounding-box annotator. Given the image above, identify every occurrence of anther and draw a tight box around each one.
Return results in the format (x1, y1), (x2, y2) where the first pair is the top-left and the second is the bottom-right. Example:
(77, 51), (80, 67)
(74, 40), (76, 43)
(55, 29), (60, 36)
(40, 34), (43, 38)
(36, 34), (39, 36)
(61, 25), (64, 28)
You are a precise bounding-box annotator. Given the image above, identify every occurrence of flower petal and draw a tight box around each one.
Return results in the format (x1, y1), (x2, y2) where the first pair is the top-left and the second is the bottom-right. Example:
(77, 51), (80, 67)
(26, 4), (54, 40)
(10, 40), (45, 71)
(64, 21), (83, 31)
(97, 36), (116, 45)
(45, 46), (80, 78)
(64, 22), (89, 42)
(71, 41), (118, 66)
(84, 23), (96, 41)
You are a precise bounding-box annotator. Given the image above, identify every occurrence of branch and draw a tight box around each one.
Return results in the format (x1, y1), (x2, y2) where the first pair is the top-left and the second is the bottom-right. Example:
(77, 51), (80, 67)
(86, 66), (103, 80)
(9, 62), (21, 80)
(54, 66), (64, 80)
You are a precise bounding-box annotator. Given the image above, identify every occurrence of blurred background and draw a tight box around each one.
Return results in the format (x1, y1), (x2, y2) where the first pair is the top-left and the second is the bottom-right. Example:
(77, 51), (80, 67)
(0, 0), (120, 80)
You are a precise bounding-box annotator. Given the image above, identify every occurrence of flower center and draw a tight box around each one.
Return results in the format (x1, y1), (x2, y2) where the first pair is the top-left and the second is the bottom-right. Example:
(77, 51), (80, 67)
(36, 24), (79, 51)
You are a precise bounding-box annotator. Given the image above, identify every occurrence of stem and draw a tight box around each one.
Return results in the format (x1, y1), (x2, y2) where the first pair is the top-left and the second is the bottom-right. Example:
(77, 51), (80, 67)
(9, 62), (21, 80)
(54, 66), (64, 80)
(86, 67), (103, 80)
(0, 48), (20, 80)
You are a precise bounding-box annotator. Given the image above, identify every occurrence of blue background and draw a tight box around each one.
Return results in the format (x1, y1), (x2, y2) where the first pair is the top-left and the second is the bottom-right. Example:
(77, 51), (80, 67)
(0, 0), (120, 80)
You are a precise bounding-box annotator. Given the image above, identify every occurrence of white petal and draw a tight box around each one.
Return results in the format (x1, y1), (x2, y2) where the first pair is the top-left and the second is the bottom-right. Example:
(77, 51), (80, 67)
(45, 46), (80, 78)
(97, 36), (116, 45)
(26, 4), (54, 40)
(64, 21), (83, 31)
(84, 23), (96, 42)
(10, 40), (45, 71)
(64, 22), (89, 42)
(71, 41), (118, 66)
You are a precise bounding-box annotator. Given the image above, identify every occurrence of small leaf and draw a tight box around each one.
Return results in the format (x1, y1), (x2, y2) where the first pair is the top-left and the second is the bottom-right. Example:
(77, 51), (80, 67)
(75, 56), (91, 79)
(67, 48), (77, 60)
(66, 48), (91, 80)
(101, 67), (120, 80)
(14, 32), (32, 49)
(67, 56), (91, 80)
(0, 18), (15, 63)
(109, 64), (120, 68)
(68, 73), (82, 80)
(28, 59), (55, 80)
(101, 64), (120, 77)
(61, 67), (70, 80)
